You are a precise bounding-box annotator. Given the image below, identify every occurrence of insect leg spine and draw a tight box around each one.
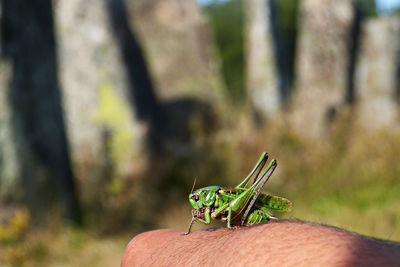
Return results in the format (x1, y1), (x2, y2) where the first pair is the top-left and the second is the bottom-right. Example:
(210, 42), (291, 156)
(246, 209), (273, 225)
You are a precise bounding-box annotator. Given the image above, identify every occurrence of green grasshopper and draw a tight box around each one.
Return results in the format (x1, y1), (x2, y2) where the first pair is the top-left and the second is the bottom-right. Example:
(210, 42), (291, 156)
(184, 152), (292, 234)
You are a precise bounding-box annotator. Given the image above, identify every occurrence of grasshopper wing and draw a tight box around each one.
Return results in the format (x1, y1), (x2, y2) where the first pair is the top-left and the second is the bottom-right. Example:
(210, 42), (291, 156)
(255, 193), (292, 212)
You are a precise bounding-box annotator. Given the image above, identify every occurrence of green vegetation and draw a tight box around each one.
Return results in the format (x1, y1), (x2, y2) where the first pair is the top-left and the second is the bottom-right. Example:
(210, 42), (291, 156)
(275, 0), (299, 98)
(358, 0), (377, 17)
(204, 0), (245, 103)
(96, 80), (137, 181)
(0, 225), (128, 266)
(203, 0), (300, 103)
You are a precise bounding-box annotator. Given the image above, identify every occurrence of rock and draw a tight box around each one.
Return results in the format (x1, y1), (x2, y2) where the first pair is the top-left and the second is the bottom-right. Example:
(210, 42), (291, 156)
(355, 17), (400, 131)
(0, 63), (19, 198)
(55, 0), (144, 180)
(290, 0), (355, 137)
(245, 0), (280, 118)
(130, 0), (225, 104)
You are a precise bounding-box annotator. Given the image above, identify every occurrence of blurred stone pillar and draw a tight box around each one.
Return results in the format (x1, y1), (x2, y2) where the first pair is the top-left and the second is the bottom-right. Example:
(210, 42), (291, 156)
(290, 0), (354, 137)
(130, 0), (225, 104)
(0, 63), (20, 199)
(355, 17), (400, 131)
(0, 4), (20, 202)
(129, 0), (226, 156)
(55, 0), (144, 181)
(245, 0), (280, 119)
(1, 0), (82, 222)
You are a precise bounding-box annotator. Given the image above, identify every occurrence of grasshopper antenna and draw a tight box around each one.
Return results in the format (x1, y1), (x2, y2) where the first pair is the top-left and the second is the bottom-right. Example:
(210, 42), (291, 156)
(184, 178), (197, 235)
(190, 177), (197, 193)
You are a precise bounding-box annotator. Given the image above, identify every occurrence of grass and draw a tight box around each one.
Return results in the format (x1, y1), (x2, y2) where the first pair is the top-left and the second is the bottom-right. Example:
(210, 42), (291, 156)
(0, 226), (130, 267)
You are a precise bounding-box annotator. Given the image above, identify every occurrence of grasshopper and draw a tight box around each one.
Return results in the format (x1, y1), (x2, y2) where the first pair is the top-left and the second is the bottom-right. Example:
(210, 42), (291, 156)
(184, 152), (292, 234)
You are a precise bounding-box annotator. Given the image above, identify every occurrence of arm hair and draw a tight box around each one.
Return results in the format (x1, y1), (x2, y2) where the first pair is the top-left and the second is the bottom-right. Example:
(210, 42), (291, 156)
(121, 221), (400, 266)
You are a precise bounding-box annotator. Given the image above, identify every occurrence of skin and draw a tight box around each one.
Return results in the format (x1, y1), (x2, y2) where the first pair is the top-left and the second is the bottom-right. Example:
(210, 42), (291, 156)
(121, 221), (400, 266)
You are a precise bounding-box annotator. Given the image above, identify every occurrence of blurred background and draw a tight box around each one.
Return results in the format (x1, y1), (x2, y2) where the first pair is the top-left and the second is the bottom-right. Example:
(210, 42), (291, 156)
(1, 0), (400, 265)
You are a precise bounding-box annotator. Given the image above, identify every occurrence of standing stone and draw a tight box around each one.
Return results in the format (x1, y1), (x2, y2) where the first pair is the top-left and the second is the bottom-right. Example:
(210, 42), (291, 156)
(355, 17), (400, 131)
(55, 0), (144, 181)
(290, 0), (354, 137)
(245, 0), (280, 118)
(0, 63), (20, 199)
(1, 0), (82, 221)
(130, 0), (225, 104)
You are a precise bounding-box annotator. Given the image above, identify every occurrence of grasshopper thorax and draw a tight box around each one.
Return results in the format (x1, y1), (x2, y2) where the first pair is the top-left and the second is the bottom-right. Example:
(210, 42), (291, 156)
(189, 186), (220, 209)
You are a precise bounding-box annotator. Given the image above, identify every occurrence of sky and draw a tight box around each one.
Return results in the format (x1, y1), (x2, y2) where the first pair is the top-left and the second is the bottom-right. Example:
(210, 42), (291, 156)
(197, 0), (229, 6)
(198, 0), (400, 15)
(376, 0), (400, 14)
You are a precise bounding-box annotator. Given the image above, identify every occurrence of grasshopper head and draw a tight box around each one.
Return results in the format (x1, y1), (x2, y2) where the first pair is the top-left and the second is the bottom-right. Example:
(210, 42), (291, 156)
(189, 186), (219, 209)
(189, 192), (202, 209)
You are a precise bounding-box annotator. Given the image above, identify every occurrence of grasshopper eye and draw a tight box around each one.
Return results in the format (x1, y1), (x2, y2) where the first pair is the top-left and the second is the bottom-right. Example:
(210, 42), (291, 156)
(191, 194), (199, 201)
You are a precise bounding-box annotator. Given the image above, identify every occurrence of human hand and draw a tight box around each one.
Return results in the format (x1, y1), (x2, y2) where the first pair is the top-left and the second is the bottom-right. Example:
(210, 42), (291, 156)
(121, 221), (400, 266)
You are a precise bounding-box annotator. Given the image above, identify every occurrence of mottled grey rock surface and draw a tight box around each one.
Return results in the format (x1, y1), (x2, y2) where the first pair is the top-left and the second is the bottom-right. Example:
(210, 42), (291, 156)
(245, 0), (279, 118)
(355, 17), (400, 131)
(290, 0), (354, 137)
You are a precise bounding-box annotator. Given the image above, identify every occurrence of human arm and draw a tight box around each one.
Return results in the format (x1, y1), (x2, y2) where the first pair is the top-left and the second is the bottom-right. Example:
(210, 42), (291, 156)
(121, 221), (400, 266)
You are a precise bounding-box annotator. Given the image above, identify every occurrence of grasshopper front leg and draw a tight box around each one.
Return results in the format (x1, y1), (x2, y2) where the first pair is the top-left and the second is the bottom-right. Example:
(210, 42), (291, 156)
(210, 203), (236, 229)
(184, 216), (195, 235)
(184, 208), (211, 235)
